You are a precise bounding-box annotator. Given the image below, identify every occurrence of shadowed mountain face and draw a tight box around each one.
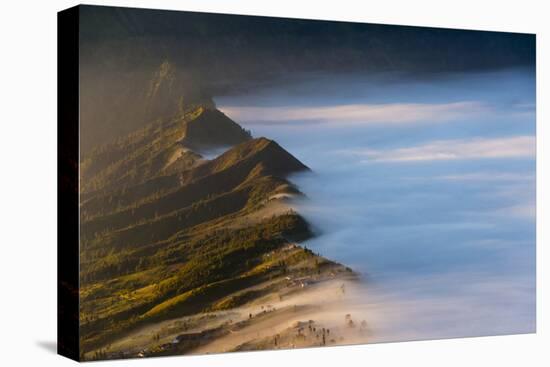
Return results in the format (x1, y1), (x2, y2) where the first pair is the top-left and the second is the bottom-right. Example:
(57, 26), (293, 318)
(180, 108), (252, 150)
(80, 99), (252, 194)
(78, 99), (316, 356)
(80, 134), (309, 248)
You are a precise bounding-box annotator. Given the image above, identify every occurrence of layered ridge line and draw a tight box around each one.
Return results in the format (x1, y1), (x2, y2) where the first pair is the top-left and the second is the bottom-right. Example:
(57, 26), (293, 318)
(78, 81), (357, 360)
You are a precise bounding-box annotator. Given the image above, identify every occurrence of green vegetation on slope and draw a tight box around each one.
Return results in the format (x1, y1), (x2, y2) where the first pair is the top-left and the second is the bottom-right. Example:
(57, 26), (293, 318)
(79, 112), (314, 356)
(80, 104), (252, 195)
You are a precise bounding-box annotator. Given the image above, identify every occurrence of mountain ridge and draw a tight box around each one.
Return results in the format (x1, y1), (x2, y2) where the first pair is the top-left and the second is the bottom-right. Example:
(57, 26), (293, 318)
(77, 78), (351, 361)
(80, 103), (252, 194)
(80, 137), (309, 242)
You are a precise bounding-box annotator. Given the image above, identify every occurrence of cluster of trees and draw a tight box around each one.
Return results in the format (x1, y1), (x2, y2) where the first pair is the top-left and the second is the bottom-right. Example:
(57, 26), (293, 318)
(80, 211), (312, 352)
(78, 112), (312, 357)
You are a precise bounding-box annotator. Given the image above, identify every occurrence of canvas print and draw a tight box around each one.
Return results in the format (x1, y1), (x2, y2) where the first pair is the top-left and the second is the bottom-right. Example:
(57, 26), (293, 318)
(57, 5), (536, 361)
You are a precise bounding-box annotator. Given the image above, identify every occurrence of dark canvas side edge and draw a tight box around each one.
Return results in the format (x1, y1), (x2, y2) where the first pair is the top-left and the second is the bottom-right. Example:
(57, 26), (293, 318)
(58, 5), (80, 362)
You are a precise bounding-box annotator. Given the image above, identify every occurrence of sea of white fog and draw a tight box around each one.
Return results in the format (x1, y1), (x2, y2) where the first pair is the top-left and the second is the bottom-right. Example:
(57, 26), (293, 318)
(216, 68), (536, 342)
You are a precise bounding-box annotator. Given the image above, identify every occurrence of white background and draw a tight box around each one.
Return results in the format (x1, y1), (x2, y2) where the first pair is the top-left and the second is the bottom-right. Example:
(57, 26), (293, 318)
(0, 0), (547, 365)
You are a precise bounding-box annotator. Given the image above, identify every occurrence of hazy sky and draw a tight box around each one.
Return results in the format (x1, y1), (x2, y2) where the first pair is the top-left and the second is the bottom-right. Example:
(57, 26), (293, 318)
(217, 68), (536, 340)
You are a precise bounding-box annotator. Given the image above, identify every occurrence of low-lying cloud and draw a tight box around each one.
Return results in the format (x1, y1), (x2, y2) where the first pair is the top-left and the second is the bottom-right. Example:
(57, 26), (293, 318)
(433, 172), (535, 182)
(349, 136), (535, 162)
(220, 101), (489, 126)
(218, 68), (536, 341)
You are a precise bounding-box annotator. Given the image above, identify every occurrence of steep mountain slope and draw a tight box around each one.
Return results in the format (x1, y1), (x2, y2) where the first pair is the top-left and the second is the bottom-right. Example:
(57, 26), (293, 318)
(81, 138), (307, 237)
(180, 108), (252, 150)
(80, 103), (251, 195)
(78, 111), (346, 358)
(80, 137), (308, 253)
